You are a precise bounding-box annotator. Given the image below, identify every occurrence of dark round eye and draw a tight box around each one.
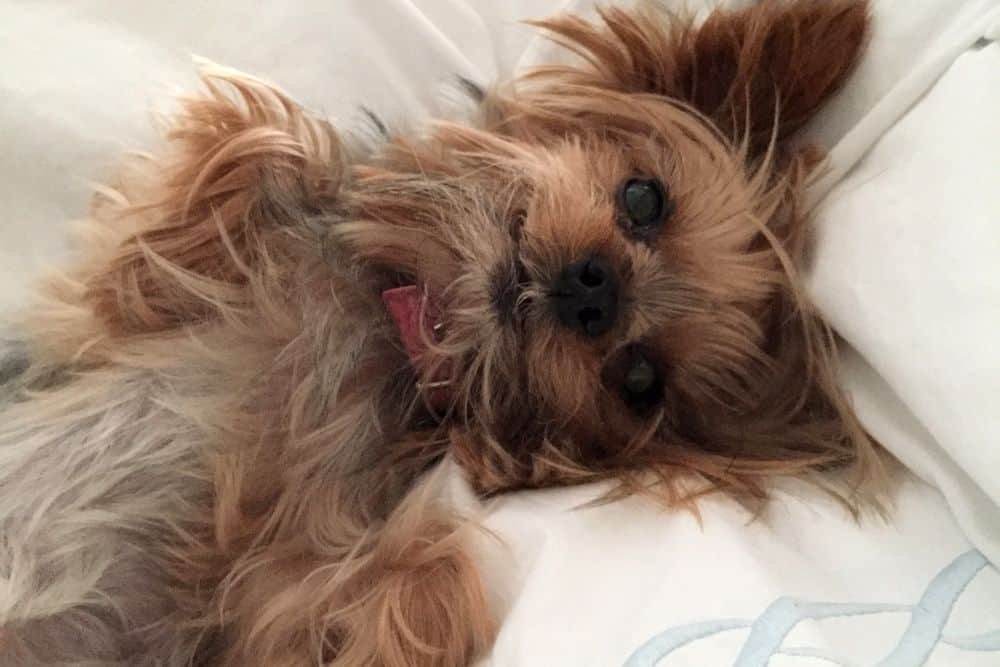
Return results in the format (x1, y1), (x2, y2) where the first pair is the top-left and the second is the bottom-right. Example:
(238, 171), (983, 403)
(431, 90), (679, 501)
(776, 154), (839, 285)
(621, 349), (663, 411)
(621, 178), (671, 229)
(624, 357), (656, 395)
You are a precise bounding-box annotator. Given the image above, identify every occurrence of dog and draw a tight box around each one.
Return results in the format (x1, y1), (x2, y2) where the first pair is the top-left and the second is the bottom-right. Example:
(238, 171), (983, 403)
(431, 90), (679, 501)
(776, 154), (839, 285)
(0, 1), (889, 664)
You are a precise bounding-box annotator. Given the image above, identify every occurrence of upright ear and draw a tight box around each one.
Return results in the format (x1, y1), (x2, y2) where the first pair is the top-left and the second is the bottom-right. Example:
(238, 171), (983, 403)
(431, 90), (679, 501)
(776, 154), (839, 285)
(84, 64), (345, 336)
(535, 0), (870, 155)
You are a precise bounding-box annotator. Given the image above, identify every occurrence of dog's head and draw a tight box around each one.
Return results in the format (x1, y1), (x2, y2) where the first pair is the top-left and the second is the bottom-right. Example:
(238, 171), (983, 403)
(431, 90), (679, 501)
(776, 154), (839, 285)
(336, 1), (880, 499)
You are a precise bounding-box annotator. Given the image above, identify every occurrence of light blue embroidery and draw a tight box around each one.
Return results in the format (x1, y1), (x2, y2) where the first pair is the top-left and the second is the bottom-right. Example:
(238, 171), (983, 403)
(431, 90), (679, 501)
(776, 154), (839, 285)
(625, 618), (750, 664)
(734, 600), (912, 667)
(624, 550), (997, 667)
(877, 550), (988, 667)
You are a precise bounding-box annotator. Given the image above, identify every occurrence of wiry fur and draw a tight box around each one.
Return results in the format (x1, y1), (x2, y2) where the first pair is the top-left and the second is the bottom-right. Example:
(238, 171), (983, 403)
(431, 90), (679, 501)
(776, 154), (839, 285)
(0, 2), (887, 665)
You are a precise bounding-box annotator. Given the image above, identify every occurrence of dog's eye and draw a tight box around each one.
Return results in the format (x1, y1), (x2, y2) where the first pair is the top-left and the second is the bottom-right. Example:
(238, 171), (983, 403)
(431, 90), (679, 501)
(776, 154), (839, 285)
(624, 357), (656, 395)
(619, 178), (673, 234)
(621, 348), (663, 411)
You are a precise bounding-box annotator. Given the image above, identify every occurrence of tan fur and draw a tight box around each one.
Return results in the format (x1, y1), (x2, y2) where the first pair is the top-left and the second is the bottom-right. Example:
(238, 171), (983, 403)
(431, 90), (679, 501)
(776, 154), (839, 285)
(0, 2), (889, 665)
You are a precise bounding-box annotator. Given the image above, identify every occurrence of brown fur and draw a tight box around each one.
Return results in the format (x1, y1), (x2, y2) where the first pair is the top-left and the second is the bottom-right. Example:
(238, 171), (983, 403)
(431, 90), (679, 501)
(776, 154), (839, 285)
(1, 2), (889, 665)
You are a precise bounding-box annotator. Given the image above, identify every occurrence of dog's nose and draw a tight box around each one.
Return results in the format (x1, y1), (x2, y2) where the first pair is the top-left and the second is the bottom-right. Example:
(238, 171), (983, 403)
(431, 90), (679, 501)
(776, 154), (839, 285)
(553, 255), (619, 337)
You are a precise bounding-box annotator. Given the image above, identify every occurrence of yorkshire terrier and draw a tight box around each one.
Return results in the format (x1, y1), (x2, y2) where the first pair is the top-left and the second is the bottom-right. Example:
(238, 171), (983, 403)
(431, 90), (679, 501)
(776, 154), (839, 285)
(0, 0), (888, 664)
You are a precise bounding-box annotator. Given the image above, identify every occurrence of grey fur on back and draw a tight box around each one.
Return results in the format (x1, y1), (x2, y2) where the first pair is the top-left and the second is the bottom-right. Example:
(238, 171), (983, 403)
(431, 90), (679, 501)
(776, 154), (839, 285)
(0, 347), (215, 664)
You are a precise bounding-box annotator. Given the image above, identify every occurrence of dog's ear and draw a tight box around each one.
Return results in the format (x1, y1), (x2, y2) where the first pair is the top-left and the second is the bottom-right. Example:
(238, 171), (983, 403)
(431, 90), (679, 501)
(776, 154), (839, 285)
(534, 0), (869, 155)
(84, 65), (345, 336)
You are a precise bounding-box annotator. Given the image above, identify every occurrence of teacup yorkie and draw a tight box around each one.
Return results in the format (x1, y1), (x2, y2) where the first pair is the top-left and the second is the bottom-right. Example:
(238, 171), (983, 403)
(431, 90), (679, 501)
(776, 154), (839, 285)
(0, 1), (887, 664)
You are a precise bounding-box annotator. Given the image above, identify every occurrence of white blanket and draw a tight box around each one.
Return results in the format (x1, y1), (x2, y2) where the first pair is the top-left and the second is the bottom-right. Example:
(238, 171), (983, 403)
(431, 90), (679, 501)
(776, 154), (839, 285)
(1, 1), (998, 665)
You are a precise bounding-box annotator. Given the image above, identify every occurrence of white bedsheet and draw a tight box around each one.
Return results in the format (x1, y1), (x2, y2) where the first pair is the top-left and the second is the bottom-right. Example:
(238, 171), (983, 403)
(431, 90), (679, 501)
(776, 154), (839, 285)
(1, 1), (998, 665)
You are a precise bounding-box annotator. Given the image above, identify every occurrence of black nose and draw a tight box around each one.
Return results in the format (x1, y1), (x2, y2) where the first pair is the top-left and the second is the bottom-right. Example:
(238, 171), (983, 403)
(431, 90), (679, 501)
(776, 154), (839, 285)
(553, 256), (619, 337)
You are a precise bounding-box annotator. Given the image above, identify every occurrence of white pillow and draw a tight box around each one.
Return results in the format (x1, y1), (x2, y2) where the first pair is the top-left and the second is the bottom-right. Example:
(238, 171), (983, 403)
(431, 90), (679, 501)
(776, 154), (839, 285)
(810, 29), (1000, 563)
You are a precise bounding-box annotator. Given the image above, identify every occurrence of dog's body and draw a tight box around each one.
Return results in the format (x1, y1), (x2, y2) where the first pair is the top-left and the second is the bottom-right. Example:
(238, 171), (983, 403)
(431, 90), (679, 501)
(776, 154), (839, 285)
(0, 2), (887, 664)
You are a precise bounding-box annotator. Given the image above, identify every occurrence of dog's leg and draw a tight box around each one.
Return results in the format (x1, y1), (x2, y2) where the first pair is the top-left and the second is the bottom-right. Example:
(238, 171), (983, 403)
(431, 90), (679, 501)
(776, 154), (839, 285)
(208, 466), (495, 667)
(82, 62), (348, 339)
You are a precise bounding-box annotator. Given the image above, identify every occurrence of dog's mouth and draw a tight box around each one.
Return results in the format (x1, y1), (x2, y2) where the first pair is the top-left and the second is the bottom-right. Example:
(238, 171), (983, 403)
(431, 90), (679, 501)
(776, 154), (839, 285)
(382, 284), (450, 410)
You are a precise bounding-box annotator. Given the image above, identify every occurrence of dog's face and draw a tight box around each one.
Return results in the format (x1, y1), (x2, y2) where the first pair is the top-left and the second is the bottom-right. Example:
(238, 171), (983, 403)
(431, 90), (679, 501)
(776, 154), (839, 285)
(344, 89), (794, 493)
(335, 2), (876, 496)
